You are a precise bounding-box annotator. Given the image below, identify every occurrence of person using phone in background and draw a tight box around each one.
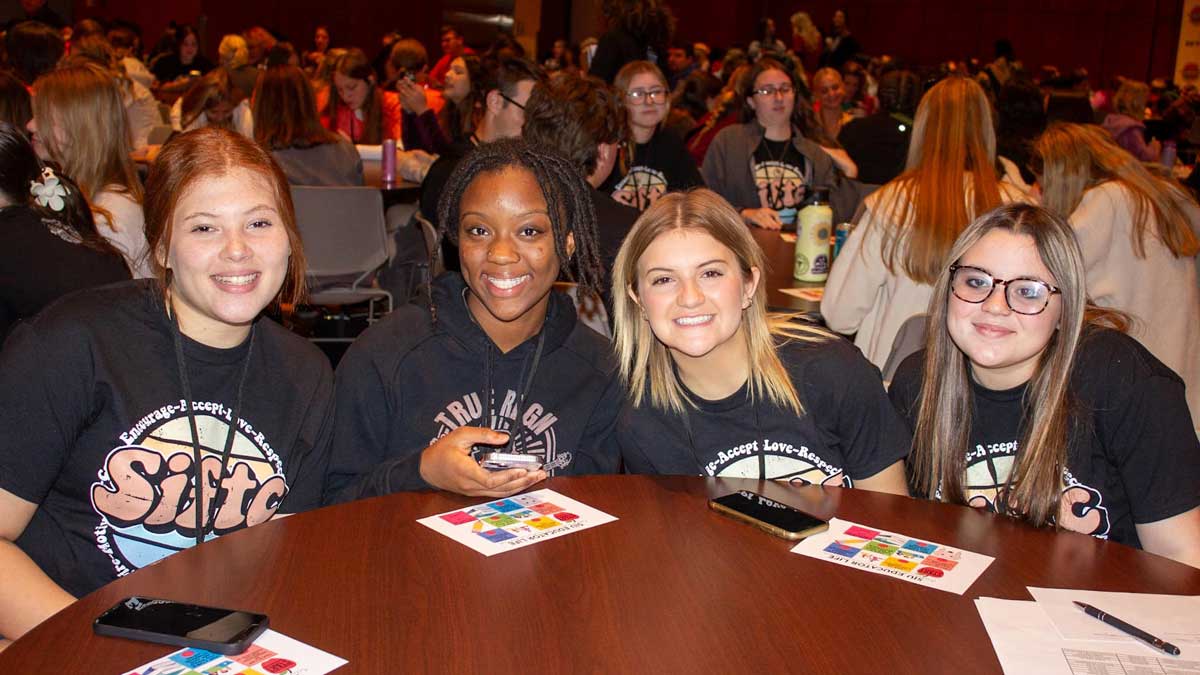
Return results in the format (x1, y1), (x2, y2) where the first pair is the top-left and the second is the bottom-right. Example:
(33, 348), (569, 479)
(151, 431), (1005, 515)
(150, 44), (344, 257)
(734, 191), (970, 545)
(890, 203), (1200, 568)
(0, 127), (335, 648)
(325, 139), (622, 503)
(612, 189), (910, 494)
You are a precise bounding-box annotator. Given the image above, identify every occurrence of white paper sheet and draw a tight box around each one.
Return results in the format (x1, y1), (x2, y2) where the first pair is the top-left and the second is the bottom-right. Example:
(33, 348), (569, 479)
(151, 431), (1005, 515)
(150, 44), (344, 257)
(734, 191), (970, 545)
(1027, 586), (1200, 646)
(121, 628), (347, 675)
(790, 517), (994, 594)
(975, 598), (1199, 675)
(417, 489), (618, 557)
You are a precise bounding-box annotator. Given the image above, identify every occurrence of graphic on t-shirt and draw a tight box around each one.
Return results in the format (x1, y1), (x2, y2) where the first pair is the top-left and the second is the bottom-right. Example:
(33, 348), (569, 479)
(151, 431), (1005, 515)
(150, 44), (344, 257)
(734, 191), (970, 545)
(611, 166), (668, 211)
(704, 437), (849, 486)
(90, 401), (287, 578)
(963, 442), (1111, 539)
(753, 160), (807, 225)
(431, 388), (563, 472)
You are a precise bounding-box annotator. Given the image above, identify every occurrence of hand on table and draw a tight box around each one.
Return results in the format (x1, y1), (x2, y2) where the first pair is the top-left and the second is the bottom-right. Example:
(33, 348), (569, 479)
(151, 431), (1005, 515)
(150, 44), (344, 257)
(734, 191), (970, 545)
(396, 80), (429, 114)
(419, 426), (547, 498)
(742, 207), (783, 230)
(398, 149), (437, 183)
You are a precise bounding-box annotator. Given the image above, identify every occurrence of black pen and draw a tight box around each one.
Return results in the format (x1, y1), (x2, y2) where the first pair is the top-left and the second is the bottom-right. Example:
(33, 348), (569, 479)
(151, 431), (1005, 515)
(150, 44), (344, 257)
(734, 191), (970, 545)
(1074, 601), (1182, 656)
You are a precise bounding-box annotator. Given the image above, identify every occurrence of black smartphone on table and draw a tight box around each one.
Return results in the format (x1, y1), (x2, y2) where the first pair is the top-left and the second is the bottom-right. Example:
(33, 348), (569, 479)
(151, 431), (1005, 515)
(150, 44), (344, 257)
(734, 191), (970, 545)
(709, 490), (830, 540)
(93, 596), (269, 655)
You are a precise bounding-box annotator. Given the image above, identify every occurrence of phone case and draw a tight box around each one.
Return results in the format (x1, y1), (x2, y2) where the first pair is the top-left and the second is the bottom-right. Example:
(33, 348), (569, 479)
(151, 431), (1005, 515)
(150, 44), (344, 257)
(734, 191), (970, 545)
(93, 604), (269, 656)
(708, 500), (830, 541)
(479, 452), (543, 471)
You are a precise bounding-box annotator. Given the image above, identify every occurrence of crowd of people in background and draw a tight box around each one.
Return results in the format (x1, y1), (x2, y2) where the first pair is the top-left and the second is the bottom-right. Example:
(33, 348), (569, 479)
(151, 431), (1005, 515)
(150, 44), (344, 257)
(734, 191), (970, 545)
(0, 0), (1198, 652)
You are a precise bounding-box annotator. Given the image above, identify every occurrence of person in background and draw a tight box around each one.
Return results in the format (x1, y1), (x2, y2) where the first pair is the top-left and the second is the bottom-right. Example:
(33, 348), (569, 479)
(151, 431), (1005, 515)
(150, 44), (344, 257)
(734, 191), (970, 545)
(664, 41), (695, 92)
(303, 25), (331, 74)
(253, 65), (362, 186)
(790, 11), (823, 75)
(994, 80), (1046, 196)
(438, 53), (485, 149)
(588, 0), (676, 84)
(325, 139), (620, 502)
(265, 42), (300, 68)
(823, 76), (1028, 370)
(892, 203), (1200, 568)
(387, 38), (449, 154)
(668, 69), (722, 139)
(0, 72), (33, 130)
(840, 61), (877, 116)
(218, 34), (260, 102)
(151, 25), (213, 100)
(685, 63), (748, 165)
(1101, 80), (1160, 162)
(811, 67), (852, 140)
(838, 69), (920, 186)
(429, 25), (474, 88)
(981, 39), (1021, 90)
(66, 35), (162, 151)
(748, 17), (787, 62)
(612, 190), (910, 492)
(310, 46), (347, 111)
(821, 9), (860, 69)
(6, 21), (64, 87)
(29, 63), (151, 278)
(0, 127), (335, 648)
(321, 48), (401, 144)
(692, 42), (711, 75)
(604, 60), (703, 212)
(1035, 123), (1200, 435)
(0, 122), (130, 339)
(243, 26), (277, 67)
(107, 26), (154, 90)
(171, 68), (254, 138)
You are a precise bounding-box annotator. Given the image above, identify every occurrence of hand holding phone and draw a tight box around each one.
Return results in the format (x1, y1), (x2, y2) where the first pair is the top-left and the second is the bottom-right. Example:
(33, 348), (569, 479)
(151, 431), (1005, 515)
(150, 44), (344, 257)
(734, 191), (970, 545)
(94, 597), (268, 655)
(709, 491), (830, 540)
(420, 426), (545, 497)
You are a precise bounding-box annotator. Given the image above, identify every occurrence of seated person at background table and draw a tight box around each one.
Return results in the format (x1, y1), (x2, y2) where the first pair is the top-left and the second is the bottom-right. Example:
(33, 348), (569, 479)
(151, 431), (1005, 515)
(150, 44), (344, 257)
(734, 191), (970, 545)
(602, 61), (704, 213)
(702, 58), (859, 231)
(152, 25), (214, 98)
(1034, 123), (1200, 438)
(218, 33), (261, 105)
(890, 203), (1200, 569)
(837, 69), (920, 187)
(321, 48), (401, 144)
(0, 127), (335, 646)
(612, 189), (910, 494)
(386, 38), (450, 155)
(66, 35), (161, 152)
(325, 139), (622, 503)
(822, 76), (1029, 371)
(0, 122), (130, 340)
(438, 53), (486, 153)
(253, 64), (363, 186)
(171, 68), (254, 138)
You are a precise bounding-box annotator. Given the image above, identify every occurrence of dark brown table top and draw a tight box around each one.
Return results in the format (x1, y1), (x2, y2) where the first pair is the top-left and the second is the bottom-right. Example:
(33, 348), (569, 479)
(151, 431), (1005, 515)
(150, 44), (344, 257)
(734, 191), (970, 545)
(4, 475), (1197, 673)
(752, 227), (826, 314)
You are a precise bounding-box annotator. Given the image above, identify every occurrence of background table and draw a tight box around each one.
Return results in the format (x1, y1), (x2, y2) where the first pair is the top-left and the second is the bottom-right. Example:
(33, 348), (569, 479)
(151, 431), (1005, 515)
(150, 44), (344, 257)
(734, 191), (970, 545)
(3, 476), (1197, 673)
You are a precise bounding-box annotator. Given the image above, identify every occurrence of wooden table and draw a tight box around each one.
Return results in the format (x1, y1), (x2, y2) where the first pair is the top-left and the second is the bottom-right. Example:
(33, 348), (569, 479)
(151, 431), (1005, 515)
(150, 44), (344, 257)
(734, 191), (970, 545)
(752, 227), (826, 314)
(4, 476), (1197, 673)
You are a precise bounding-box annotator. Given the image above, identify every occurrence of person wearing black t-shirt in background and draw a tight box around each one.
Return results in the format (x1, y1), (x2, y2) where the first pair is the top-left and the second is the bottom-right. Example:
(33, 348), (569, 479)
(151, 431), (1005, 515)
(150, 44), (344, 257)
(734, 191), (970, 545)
(702, 58), (859, 230)
(603, 61), (703, 213)
(612, 190), (910, 492)
(0, 122), (130, 341)
(0, 128), (335, 648)
(838, 69), (920, 186)
(891, 203), (1200, 568)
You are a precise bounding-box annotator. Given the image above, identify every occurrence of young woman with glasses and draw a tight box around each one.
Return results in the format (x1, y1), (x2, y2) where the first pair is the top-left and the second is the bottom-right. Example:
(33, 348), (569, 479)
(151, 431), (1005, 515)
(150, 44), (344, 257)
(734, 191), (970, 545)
(604, 61), (704, 212)
(702, 58), (858, 230)
(890, 203), (1200, 568)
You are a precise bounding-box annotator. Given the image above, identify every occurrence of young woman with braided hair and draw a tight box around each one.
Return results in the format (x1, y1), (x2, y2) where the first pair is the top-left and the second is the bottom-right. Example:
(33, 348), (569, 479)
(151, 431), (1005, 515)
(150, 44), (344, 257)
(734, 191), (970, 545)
(326, 138), (621, 502)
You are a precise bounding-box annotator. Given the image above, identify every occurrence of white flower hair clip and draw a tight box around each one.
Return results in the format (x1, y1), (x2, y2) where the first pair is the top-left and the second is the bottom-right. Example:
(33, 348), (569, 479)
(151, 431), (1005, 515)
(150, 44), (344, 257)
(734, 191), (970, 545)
(30, 167), (69, 212)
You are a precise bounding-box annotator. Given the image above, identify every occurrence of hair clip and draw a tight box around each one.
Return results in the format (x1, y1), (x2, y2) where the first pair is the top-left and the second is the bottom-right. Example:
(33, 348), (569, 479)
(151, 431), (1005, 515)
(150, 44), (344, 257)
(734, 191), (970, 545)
(30, 166), (68, 212)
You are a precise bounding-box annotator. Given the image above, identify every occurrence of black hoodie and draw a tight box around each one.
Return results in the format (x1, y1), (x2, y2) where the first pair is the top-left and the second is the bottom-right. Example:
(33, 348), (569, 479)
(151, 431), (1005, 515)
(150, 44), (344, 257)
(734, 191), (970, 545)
(325, 273), (622, 503)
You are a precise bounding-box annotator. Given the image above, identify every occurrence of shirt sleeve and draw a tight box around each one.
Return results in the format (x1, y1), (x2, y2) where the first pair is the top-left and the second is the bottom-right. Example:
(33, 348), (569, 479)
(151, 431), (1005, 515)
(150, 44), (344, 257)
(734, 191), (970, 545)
(278, 359), (335, 514)
(562, 371), (622, 476)
(821, 205), (889, 335)
(700, 129), (746, 209)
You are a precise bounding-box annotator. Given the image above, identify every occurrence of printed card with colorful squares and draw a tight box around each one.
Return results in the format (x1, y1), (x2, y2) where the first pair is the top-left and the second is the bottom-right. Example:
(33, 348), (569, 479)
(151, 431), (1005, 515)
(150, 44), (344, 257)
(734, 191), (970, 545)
(790, 518), (994, 595)
(120, 629), (346, 675)
(417, 489), (617, 556)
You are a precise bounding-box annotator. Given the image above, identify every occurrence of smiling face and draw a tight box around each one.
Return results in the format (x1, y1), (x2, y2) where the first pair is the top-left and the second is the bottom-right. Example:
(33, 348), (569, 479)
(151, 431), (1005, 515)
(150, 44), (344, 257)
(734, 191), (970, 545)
(458, 166), (571, 349)
(626, 72), (668, 133)
(165, 169), (291, 348)
(443, 57), (471, 103)
(815, 72), (845, 109)
(633, 229), (759, 365)
(747, 68), (795, 130)
(333, 71), (369, 111)
(947, 229), (1062, 390)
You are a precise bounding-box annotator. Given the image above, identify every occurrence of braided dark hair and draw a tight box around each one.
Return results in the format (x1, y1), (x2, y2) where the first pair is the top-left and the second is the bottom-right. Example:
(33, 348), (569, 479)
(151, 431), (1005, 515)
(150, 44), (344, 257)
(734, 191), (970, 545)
(436, 137), (603, 299)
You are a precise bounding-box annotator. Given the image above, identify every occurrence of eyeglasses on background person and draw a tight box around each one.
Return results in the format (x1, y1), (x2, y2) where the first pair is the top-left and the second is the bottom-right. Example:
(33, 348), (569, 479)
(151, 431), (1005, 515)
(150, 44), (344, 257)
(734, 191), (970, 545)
(625, 88), (667, 105)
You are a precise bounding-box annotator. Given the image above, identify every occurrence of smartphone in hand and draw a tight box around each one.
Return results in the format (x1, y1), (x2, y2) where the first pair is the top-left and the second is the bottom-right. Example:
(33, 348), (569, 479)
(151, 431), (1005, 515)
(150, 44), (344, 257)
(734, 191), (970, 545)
(94, 597), (269, 655)
(709, 490), (830, 540)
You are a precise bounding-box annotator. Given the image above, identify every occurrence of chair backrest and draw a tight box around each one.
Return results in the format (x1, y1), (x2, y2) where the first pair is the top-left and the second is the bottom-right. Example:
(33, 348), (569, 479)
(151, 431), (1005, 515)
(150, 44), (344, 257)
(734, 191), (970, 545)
(882, 314), (928, 384)
(291, 186), (389, 281)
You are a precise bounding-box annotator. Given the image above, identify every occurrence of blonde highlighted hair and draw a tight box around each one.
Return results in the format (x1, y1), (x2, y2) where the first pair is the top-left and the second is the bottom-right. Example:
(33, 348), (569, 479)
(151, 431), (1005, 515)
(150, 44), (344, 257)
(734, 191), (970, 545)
(613, 189), (828, 416)
(1112, 80), (1150, 120)
(877, 76), (1004, 284)
(1034, 122), (1199, 259)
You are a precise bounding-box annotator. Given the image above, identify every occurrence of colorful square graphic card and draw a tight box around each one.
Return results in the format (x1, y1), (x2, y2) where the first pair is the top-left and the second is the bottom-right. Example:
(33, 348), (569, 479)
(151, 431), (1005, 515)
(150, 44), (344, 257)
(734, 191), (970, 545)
(120, 629), (346, 675)
(418, 488), (618, 556)
(790, 518), (994, 595)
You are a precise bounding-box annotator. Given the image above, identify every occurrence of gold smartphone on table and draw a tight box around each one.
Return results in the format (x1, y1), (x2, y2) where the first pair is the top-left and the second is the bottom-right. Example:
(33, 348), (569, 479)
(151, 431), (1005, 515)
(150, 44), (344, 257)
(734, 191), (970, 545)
(709, 490), (830, 540)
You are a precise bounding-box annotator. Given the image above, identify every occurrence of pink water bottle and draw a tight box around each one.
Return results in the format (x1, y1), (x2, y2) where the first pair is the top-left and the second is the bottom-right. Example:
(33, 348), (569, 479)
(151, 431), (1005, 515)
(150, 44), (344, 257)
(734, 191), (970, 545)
(382, 138), (397, 187)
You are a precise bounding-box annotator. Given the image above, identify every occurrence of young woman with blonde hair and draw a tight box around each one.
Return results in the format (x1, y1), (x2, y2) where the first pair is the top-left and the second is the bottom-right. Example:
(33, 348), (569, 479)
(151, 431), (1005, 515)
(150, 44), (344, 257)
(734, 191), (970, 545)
(789, 11), (823, 74)
(613, 189), (909, 492)
(891, 203), (1200, 567)
(1101, 79), (1159, 161)
(823, 75), (1028, 370)
(1035, 122), (1200, 435)
(29, 63), (150, 277)
(171, 68), (254, 137)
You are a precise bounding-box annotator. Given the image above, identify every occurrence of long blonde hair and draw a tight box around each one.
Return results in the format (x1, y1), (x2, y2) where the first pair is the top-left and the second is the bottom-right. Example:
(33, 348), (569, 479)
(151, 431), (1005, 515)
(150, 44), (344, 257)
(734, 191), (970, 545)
(790, 12), (821, 52)
(613, 189), (827, 416)
(31, 63), (142, 208)
(909, 203), (1126, 527)
(1035, 122), (1200, 258)
(877, 76), (1004, 284)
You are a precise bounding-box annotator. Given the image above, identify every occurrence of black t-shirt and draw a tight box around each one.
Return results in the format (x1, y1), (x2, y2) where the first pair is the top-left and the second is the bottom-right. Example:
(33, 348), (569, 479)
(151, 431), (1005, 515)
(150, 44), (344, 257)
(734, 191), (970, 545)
(837, 113), (912, 186)
(151, 53), (215, 83)
(619, 336), (910, 484)
(889, 328), (1200, 548)
(0, 281), (334, 596)
(0, 205), (131, 340)
(601, 130), (705, 212)
(752, 138), (813, 226)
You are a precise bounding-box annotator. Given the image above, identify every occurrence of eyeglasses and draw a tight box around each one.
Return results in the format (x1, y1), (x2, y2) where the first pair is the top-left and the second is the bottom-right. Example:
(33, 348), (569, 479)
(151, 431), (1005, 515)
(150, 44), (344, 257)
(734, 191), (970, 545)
(753, 84), (794, 98)
(499, 92), (526, 111)
(625, 88), (668, 104)
(949, 264), (1061, 315)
